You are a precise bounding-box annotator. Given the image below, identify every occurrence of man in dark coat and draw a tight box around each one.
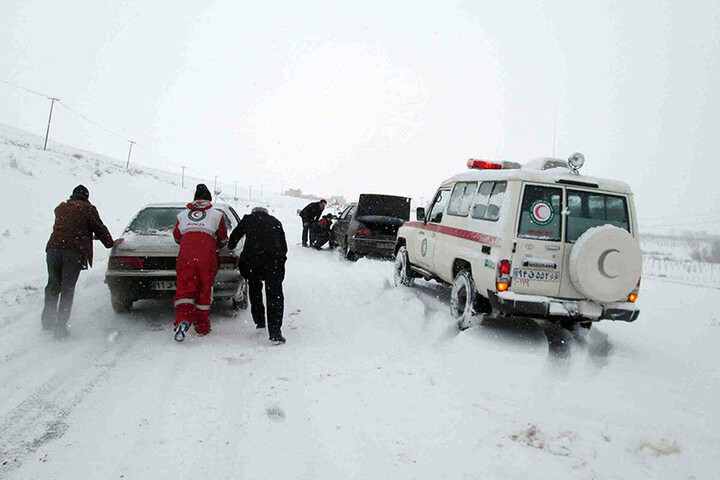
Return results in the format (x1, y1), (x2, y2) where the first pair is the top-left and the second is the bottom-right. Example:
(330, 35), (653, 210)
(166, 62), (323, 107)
(228, 206), (288, 344)
(299, 199), (326, 247)
(43, 185), (122, 338)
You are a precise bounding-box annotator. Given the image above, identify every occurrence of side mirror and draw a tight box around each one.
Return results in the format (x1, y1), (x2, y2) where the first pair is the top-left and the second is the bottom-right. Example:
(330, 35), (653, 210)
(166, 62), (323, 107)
(416, 207), (425, 222)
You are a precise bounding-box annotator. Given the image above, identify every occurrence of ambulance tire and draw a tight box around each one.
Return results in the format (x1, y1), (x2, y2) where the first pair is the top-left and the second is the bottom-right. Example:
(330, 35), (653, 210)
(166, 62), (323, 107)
(451, 270), (478, 330)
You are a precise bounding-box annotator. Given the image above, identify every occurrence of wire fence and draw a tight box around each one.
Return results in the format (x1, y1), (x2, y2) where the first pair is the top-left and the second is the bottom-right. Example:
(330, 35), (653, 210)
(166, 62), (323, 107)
(642, 256), (720, 287)
(0, 77), (276, 202)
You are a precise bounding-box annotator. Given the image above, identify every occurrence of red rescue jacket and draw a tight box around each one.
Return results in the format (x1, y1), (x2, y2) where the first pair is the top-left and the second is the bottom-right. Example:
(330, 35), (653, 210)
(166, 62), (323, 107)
(173, 200), (228, 269)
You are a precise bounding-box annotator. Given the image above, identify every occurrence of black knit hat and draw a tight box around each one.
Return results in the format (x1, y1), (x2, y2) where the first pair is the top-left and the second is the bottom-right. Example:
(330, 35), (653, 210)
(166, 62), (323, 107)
(72, 184), (89, 200)
(194, 184), (212, 201)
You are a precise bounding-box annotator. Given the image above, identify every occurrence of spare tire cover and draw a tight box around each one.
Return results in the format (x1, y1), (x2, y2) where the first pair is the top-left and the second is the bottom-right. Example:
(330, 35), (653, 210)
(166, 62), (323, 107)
(569, 225), (642, 303)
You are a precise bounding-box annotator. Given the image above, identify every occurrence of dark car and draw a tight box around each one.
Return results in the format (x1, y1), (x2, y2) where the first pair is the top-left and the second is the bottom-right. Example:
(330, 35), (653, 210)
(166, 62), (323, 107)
(331, 194), (411, 260)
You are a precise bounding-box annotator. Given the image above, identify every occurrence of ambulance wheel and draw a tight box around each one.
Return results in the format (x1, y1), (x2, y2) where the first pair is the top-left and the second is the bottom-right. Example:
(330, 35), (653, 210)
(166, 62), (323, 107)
(111, 291), (133, 313)
(393, 246), (415, 287)
(451, 270), (477, 330)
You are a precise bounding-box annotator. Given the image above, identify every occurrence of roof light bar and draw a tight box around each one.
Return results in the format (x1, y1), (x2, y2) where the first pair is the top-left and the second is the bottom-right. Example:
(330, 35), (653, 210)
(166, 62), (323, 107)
(467, 159), (522, 170)
(467, 159), (502, 170)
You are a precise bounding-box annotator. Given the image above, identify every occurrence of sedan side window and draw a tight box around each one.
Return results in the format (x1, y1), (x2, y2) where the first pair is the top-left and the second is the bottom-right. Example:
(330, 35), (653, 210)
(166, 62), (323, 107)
(428, 190), (451, 224)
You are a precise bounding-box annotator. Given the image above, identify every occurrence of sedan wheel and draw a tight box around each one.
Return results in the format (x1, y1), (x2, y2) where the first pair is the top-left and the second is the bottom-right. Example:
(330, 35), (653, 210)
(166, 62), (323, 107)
(344, 238), (357, 261)
(111, 291), (133, 313)
(393, 246), (415, 287)
(450, 270), (478, 330)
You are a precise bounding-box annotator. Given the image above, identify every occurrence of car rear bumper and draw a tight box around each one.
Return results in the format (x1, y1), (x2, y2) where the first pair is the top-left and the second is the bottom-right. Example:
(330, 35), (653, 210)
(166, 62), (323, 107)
(105, 269), (242, 300)
(349, 238), (396, 257)
(488, 290), (640, 323)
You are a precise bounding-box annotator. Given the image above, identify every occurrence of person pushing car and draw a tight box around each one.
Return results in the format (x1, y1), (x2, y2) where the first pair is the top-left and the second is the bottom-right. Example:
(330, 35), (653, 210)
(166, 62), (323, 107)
(228, 206), (288, 345)
(42, 185), (123, 338)
(172, 184), (228, 341)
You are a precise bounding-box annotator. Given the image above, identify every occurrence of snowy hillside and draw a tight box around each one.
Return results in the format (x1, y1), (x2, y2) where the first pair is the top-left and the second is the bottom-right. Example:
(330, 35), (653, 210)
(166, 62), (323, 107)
(1, 124), (719, 479)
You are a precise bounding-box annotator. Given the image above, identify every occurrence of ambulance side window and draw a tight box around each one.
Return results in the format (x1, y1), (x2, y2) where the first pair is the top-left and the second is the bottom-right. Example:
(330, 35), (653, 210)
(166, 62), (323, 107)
(471, 181), (506, 221)
(447, 182), (477, 217)
(428, 190), (451, 224)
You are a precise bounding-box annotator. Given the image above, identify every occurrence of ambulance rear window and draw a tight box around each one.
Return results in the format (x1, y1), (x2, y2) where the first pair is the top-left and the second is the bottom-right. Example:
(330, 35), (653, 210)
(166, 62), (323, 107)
(517, 185), (562, 241)
(566, 190), (630, 242)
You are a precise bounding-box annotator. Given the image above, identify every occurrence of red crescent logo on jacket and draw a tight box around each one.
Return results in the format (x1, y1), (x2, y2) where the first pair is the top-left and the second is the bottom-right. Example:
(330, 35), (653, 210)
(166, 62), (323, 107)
(189, 210), (207, 221)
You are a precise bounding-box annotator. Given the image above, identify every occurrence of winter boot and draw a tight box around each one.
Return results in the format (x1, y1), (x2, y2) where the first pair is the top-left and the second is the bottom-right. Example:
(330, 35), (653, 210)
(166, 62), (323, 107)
(53, 323), (70, 339)
(269, 334), (286, 345)
(174, 321), (190, 342)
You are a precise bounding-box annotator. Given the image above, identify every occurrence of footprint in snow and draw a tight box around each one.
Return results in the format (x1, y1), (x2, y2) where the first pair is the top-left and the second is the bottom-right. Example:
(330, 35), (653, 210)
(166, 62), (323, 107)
(265, 405), (286, 421)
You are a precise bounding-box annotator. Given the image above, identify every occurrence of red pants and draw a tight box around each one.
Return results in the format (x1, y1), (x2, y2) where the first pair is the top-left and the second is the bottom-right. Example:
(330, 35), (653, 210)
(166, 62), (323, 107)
(174, 263), (217, 334)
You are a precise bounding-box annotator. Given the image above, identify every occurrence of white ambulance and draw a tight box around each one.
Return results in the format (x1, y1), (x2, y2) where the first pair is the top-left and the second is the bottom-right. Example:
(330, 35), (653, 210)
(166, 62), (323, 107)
(393, 154), (642, 329)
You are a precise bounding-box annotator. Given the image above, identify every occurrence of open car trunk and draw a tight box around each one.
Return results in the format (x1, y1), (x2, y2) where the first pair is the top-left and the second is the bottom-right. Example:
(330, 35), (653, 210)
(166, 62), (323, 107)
(356, 194), (411, 239)
(356, 215), (406, 238)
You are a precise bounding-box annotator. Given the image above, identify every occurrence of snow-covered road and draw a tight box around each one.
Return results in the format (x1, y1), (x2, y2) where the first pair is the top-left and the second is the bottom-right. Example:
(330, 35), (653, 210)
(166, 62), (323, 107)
(2, 216), (719, 479)
(1, 125), (719, 479)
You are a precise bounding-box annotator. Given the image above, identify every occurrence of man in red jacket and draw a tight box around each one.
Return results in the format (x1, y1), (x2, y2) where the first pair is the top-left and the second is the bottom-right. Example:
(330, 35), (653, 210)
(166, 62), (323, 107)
(172, 184), (228, 341)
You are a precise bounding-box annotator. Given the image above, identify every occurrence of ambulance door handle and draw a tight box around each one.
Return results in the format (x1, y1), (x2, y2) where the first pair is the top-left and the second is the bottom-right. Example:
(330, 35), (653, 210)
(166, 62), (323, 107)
(429, 233), (436, 238)
(418, 231), (425, 236)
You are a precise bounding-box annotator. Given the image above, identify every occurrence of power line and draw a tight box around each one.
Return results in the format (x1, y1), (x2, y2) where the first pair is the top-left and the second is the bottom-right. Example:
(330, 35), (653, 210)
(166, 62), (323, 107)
(0, 77), (51, 99)
(56, 101), (131, 143)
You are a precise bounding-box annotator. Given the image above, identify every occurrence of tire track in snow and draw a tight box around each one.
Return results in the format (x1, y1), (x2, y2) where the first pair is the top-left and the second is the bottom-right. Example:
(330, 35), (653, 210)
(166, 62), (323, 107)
(0, 337), (133, 478)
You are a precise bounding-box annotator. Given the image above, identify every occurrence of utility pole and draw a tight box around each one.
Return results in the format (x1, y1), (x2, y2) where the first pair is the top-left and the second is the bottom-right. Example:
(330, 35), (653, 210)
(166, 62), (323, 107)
(234, 181), (238, 208)
(125, 140), (135, 169)
(181, 166), (186, 188)
(43, 97), (59, 151)
(214, 175), (218, 194)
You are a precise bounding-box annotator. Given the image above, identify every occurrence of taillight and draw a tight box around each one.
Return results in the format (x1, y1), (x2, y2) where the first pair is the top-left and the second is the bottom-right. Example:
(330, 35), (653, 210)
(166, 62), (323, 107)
(219, 256), (238, 267)
(628, 277), (641, 302)
(496, 259), (512, 292)
(355, 227), (372, 238)
(108, 257), (143, 270)
(498, 260), (511, 277)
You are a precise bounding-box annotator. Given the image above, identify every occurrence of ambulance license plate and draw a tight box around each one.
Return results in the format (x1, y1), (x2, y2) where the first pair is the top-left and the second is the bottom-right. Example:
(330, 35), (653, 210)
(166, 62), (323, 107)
(151, 281), (176, 290)
(513, 269), (559, 282)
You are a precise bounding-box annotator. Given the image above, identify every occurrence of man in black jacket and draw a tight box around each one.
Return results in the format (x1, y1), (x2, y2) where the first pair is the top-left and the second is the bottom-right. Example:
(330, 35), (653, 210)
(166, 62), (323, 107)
(299, 199), (326, 247)
(228, 206), (288, 344)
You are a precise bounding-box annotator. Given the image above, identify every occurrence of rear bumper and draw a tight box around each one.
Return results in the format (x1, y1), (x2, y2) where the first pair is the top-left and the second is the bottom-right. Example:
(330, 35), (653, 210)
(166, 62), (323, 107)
(105, 269), (242, 300)
(488, 290), (640, 323)
(349, 238), (396, 257)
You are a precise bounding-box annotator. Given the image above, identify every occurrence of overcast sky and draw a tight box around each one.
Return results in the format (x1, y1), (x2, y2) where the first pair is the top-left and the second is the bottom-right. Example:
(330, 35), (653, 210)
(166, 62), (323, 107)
(1, 0), (719, 233)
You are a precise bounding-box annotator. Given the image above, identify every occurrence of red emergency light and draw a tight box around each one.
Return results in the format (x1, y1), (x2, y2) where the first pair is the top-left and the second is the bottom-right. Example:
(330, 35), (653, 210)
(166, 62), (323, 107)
(467, 159), (502, 170)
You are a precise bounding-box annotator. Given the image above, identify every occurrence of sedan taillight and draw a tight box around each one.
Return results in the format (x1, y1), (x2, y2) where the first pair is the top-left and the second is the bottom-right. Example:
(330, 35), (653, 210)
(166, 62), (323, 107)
(108, 257), (144, 270)
(355, 227), (372, 238)
(218, 256), (238, 267)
